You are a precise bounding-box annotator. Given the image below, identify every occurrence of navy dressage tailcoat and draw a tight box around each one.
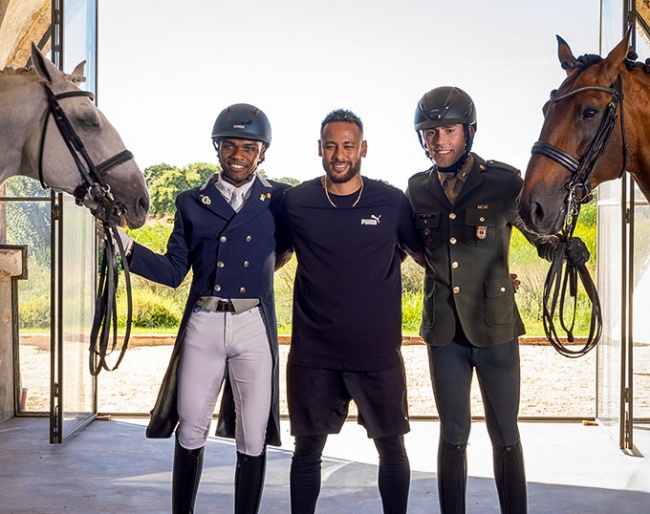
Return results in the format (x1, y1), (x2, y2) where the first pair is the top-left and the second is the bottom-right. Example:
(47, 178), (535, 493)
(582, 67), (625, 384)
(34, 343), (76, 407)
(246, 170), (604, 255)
(129, 173), (290, 446)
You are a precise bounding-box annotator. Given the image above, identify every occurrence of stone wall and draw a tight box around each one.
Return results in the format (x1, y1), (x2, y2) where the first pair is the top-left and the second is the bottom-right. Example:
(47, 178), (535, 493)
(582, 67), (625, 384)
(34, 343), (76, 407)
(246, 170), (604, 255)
(0, 245), (27, 422)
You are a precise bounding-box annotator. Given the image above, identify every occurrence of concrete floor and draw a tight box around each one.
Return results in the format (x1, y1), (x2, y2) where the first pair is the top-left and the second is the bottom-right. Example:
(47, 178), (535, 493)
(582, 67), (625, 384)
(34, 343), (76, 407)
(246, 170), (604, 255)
(0, 416), (649, 513)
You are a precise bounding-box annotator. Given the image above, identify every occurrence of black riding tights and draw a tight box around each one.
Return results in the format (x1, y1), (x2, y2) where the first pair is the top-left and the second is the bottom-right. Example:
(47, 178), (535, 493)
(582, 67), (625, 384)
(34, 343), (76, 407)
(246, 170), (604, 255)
(290, 434), (410, 514)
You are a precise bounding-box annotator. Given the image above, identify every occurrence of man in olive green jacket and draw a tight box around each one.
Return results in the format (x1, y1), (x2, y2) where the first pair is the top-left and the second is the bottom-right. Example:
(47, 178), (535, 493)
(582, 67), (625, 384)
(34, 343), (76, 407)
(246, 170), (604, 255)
(405, 86), (588, 514)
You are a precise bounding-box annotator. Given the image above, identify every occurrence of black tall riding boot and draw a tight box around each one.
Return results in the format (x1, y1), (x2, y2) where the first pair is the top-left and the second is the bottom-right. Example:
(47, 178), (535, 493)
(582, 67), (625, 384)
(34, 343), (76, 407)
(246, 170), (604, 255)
(234, 448), (267, 514)
(437, 439), (467, 514)
(172, 436), (204, 514)
(493, 441), (527, 514)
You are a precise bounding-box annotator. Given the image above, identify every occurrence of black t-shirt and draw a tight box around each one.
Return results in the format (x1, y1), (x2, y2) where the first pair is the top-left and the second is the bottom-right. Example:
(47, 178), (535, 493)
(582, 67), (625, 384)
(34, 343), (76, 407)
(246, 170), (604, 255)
(283, 176), (422, 371)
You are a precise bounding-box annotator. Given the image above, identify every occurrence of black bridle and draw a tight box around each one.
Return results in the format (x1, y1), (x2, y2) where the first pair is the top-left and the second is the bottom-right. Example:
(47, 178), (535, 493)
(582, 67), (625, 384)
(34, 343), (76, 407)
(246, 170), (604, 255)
(531, 75), (628, 234)
(529, 76), (629, 357)
(38, 83), (134, 375)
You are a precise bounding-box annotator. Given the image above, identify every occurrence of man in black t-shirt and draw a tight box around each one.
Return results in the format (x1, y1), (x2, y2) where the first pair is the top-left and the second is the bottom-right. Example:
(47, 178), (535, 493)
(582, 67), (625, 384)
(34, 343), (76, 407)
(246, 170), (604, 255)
(282, 109), (424, 514)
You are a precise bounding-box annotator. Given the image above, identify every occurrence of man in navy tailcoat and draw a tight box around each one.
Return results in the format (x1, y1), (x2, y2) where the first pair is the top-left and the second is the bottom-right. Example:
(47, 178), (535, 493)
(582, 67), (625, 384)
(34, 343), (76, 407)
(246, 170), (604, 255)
(120, 103), (291, 514)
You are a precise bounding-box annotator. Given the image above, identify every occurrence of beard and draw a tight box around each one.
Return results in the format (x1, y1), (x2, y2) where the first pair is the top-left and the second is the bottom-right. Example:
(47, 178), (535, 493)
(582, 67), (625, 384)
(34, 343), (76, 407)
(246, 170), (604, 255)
(325, 159), (362, 184)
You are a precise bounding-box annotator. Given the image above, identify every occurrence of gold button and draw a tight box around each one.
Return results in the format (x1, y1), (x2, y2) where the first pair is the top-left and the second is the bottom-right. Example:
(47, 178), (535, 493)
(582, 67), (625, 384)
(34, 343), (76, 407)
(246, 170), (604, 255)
(243, 261), (250, 268)
(479, 217), (485, 222)
(239, 287), (246, 294)
(500, 287), (506, 292)
(453, 286), (460, 294)
(220, 236), (227, 243)
(245, 236), (252, 242)
(217, 261), (225, 268)
(450, 237), (457, 245)
(214, 285), (221, 292)
(449, 213), (456, 220)
(452, 262), (459, 269)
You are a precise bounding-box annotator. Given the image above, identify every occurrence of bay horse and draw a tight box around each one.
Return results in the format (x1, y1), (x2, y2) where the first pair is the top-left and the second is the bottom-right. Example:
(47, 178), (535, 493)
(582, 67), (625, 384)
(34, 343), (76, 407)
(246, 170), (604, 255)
(518, 30), (648, 235)
(0, 43), (149, 229)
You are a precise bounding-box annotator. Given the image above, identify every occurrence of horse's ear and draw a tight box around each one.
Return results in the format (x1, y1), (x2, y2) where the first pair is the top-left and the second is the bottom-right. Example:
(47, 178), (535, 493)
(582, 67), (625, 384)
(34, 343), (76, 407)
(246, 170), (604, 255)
(69, 61), (87, 85)
(557, 35), (577, 75)
(601, 27), (633, 83)
(30, 41), (66, 86)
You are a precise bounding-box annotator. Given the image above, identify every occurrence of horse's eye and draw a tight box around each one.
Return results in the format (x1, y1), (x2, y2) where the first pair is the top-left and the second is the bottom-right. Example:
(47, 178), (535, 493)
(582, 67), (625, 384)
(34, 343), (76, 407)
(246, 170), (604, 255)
(78, 114), (101, 129)
(581, 107), (599, 120)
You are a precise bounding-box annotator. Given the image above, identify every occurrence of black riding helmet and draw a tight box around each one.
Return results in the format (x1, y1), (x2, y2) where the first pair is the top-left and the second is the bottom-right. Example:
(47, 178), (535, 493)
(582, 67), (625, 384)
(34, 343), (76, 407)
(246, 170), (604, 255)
(211, 103), (271, 182)
(212, 102), (271, 154)
(414, 86), (477, 171)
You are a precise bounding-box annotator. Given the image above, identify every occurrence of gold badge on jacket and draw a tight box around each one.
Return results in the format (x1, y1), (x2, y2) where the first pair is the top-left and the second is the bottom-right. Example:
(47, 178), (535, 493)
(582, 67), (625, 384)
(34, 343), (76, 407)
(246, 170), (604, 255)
(476, 212), (488, 239)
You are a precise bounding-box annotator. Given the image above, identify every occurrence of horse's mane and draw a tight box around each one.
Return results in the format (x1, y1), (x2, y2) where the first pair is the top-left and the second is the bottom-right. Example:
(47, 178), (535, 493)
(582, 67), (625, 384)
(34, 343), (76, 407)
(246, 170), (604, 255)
(0, 64), (85, 89)
(0, 66), (40, 92)
(0, 65), (36, 76)
(624, 50), (650, 73)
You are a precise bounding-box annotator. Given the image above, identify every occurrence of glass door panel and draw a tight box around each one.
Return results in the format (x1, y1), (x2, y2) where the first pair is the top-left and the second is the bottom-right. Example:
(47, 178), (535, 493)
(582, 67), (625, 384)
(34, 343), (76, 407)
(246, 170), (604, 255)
(50, 0), (98, 443)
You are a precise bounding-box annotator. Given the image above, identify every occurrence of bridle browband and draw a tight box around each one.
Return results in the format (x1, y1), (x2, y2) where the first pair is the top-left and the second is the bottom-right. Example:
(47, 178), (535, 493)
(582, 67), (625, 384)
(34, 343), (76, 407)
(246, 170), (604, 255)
(529, 74), (631, 358)
(38, 83), (134, 221)
(37, 82), (135, 375)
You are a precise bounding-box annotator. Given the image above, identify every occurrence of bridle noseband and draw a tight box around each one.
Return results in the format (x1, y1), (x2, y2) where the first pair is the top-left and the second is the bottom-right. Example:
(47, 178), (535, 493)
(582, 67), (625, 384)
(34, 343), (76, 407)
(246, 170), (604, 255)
(38, 83), (135, 223)
(531, 75), (628, 234)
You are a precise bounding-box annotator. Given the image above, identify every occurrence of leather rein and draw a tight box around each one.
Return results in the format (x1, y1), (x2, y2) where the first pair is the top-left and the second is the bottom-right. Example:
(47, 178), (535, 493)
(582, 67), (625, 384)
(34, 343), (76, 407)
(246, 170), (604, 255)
(38, 83), (134, 375)
(529, 75), (629, 357)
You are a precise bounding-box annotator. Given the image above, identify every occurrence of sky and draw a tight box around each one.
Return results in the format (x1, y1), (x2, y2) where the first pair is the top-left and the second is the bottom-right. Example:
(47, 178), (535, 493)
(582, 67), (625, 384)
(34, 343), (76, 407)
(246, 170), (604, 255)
(95, 0), (603, 191)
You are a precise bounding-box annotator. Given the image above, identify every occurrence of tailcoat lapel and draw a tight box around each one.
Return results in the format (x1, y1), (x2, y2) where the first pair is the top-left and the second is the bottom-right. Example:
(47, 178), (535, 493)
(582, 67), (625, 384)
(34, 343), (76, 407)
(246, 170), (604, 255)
(193, 174), (275, 227)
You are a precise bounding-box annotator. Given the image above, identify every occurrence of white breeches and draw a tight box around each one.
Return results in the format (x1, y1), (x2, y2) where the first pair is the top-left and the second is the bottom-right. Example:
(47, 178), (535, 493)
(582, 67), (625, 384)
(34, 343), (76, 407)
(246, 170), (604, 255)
(176, 306), (272, 456)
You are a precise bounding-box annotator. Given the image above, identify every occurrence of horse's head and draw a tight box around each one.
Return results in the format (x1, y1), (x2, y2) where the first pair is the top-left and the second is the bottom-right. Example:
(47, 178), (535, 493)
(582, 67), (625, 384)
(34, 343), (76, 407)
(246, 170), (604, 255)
(27, 44), (149, 229)
(518, 31), (631, 235)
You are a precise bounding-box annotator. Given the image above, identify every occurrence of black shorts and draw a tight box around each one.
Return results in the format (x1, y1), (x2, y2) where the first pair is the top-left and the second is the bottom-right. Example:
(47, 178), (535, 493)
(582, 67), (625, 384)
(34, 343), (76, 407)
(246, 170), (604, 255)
(287, 363), (410, 439)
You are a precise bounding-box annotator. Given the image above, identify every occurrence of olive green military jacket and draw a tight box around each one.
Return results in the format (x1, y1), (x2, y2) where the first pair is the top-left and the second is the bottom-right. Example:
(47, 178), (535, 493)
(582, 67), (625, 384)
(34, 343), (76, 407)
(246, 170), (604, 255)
(406, 154), (546, 348)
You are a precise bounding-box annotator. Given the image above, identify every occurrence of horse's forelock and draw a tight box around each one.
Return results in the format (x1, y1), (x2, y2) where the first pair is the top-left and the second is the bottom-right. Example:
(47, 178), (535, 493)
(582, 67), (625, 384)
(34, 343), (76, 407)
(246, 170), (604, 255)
(575, 54), (604, 69)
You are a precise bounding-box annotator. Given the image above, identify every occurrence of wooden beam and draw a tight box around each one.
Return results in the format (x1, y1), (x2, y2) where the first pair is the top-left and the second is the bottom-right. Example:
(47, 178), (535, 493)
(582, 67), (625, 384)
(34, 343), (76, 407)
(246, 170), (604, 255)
(0, 0), (50, 69)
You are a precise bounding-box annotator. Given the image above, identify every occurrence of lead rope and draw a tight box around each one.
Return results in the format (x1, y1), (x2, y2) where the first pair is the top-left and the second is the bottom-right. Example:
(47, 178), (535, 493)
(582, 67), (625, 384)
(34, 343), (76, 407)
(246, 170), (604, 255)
(542, 194), (602, 358)
(89, 219), (133, 375)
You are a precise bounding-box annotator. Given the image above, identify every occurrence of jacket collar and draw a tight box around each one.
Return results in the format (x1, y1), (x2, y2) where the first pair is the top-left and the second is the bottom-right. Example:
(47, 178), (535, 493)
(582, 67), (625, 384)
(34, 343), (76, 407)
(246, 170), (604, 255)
(197, 173), (274, 224)
(425, 153), (486, 208)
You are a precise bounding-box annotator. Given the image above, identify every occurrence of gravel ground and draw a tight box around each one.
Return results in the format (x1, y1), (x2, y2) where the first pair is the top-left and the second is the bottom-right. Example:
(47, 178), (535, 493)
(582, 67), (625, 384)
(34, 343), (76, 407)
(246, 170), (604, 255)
(17, 336), (650, 420)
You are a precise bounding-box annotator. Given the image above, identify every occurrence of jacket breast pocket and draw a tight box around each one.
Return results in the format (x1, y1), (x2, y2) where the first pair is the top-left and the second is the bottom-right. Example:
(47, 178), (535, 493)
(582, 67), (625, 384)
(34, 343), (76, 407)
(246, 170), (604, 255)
(465, 208), (496, 246)
(416, 212), (441, 249)
(484, 277), (515, 328)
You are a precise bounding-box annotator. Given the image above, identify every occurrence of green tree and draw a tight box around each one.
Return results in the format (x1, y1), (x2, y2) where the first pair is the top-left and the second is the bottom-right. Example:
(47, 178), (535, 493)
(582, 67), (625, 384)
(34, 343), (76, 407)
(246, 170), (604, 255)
(146, 162), (220, 218)
(4, 177), (51, 262)
(273, 177), (301, 186)
(143, 163), (175, 184)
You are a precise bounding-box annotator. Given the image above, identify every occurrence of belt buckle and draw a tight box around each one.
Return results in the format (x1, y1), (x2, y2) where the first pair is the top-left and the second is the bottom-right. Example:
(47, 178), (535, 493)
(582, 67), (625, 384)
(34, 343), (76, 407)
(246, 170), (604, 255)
(217, 300), (234, 312)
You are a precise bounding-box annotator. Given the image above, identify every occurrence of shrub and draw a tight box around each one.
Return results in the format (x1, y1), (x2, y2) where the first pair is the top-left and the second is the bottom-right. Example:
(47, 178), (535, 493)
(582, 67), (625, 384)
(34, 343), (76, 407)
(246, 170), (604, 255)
(274, 256), (296, 334)
(401, 289), (424, 335)
(117, 288), (183, 329)
(19, 295), (50, 329)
